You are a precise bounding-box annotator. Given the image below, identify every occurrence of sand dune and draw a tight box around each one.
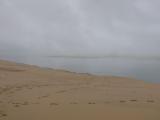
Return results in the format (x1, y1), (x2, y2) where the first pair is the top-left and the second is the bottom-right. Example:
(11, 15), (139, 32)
(0, 60), (160, 120)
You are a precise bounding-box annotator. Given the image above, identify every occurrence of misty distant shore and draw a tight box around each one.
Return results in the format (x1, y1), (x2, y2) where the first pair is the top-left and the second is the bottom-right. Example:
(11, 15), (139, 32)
(48, 55), (160, 60)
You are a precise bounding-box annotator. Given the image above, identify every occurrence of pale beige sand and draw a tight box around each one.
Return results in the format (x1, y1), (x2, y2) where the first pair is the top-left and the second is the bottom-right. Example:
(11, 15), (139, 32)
(0, 60), (160, 120)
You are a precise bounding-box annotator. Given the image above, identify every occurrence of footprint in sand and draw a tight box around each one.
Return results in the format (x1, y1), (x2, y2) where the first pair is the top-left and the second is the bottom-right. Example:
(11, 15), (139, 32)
(0, 111), (7, 118)
(0, 113), (7, 117)
(12, 102), (21, 107)
(56, 90), (67, 94)
(129, 99), (138, 102)
(50, 103), (59, 106)
(88, 102), (96, 104)
(120, 100), (126, 103)
(21, 102), (29, 105)
(38, 95), (50, 99)
(146, 100), (155, 103)
(41, 95), (50, 98)
(12, 101), (30, 107)
(14, 104), (20, 107)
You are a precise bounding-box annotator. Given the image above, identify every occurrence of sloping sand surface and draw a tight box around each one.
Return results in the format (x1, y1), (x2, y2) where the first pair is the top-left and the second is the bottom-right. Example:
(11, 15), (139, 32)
(0, 60), (160, 120)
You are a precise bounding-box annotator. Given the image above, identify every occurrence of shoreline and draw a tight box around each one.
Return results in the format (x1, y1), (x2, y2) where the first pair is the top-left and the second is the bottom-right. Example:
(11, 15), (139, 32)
(0, 59), (160, 120)
(0, 59), (150, 82)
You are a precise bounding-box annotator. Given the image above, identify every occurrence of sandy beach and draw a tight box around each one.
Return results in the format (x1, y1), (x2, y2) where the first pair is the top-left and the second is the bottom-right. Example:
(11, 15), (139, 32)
(0, 60), (160, 120)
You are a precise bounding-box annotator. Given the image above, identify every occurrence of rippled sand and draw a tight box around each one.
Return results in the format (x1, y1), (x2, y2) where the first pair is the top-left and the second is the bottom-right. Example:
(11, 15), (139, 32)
(0, 60), (160, 120)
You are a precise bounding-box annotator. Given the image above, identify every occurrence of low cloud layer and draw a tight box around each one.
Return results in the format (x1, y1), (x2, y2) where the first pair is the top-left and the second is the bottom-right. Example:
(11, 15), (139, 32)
(0, 0), (160, 56)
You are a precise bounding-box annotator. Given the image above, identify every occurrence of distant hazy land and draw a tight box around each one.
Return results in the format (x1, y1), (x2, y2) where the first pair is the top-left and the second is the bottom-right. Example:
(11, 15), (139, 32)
(48, 54), (160, 60)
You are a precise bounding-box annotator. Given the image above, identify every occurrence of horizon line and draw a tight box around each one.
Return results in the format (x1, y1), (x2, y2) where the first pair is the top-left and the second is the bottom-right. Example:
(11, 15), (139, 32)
(48, 54), (160, 60)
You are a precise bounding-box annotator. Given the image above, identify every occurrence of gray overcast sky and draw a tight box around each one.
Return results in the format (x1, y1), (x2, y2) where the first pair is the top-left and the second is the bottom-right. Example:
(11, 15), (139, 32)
(0, 0), (160, 56)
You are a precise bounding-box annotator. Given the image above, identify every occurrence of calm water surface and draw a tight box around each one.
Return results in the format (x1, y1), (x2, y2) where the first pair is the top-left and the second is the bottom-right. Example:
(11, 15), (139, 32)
(0, 55), (160, 83)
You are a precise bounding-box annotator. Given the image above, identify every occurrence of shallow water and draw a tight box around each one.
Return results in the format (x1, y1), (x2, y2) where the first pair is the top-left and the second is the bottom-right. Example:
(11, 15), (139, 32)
(0, 55), (160, 83)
